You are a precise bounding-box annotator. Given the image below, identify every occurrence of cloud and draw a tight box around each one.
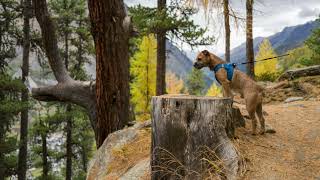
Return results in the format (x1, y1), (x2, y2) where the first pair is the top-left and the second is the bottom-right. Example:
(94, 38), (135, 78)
(298, 7), (320, 18)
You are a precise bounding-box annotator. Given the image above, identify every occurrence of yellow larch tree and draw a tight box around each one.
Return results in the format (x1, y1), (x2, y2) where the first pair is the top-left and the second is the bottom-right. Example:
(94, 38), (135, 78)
(255, 38), (278, 78)
(130, 35), (157, 121)
(166, 72), (185, 94)
(206, 83), (222, 97)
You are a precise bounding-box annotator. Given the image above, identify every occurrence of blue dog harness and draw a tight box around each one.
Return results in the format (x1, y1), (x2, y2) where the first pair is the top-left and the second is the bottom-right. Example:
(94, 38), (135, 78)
(212, 63), (236, 84)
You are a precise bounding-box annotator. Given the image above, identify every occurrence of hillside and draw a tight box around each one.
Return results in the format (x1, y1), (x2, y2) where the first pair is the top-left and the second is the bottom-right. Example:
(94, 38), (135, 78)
(229, 20), (319, 72)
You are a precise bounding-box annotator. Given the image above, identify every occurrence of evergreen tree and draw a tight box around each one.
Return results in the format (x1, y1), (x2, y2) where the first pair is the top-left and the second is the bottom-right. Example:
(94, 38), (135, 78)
(130, 35), (157, 121)
(255, 38), (279, 81)
(186, 69), (206, 95)
(0, 75), (28, 179)
(18, 0), (32, 179)
(306, 16), (320, 64)
(0, 1), (26, 179)
(29, 103), (66, 180)
(280, 45), (314, 70)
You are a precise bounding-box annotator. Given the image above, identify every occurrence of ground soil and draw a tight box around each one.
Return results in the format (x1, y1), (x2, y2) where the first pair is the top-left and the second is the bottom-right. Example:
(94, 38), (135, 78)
(236, 100), (320, 180)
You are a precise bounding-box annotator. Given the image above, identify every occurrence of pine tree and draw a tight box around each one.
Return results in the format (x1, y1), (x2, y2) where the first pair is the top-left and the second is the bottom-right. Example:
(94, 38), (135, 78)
(306, 16), (320, 63)
(18, 0), (32, 179)
(186, 69), (206, 95)
(130, 35), (157, 121)
(255, 38), (278, 81)
(0, 1), (27, 179)
(0, 75), (27, 179)
(29, 103), (66, 180)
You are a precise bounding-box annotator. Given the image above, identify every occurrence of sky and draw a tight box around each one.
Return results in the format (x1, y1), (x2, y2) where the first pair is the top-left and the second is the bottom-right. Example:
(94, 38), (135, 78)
(125, 0), (320, 55)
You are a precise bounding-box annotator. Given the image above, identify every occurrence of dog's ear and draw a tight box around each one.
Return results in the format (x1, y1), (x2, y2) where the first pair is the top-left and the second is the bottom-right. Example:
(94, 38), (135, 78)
(202, 50), (210, 56)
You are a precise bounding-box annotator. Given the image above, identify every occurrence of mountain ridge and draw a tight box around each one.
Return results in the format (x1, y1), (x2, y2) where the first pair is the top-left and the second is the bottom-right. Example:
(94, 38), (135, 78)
(229, 20), (319, 71)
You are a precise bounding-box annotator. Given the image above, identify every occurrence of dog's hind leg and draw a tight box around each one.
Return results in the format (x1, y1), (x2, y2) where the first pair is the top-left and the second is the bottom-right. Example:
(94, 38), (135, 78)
(248, 108), (258, 135)
(256, 102), (266, 134)
(245, 94), (258, 135)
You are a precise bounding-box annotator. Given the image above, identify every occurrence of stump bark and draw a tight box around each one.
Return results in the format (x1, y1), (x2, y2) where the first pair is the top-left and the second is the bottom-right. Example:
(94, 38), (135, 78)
(151, 95), (242, 180)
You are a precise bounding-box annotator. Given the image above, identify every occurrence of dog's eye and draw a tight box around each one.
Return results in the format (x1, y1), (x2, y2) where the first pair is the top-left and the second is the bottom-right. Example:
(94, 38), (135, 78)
(197, 58), (202, 61)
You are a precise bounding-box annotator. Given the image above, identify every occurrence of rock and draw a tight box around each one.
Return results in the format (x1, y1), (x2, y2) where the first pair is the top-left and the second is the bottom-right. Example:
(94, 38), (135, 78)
(86, 120), (151, 180)
(120, 158), (150, 180)
(284, 97), (304, 103)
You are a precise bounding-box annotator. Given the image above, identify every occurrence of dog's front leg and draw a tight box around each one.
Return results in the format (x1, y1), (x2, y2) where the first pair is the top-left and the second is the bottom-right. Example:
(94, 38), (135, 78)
(221, 80), (233, 99)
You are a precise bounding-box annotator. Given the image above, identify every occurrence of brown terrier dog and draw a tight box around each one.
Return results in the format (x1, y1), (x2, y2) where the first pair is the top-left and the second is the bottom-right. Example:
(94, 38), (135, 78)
(194, 50), (265, 135)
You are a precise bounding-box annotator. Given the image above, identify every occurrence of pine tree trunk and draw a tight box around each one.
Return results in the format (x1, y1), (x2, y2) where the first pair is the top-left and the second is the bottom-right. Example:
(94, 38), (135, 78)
(224, 0), (230, 63)
(0, 134), (4, 180)
(18, 0), (31, 179)
(246, 0), (254, 78)
(41, 132), (48, 179)
(156, 0), (167, 95)
(66, 105), (72, 180)
(88, 0), (130, 148)
(151, 95), (241, 180)
(81, 145), (87, 172)
(63, 14), (72, 180)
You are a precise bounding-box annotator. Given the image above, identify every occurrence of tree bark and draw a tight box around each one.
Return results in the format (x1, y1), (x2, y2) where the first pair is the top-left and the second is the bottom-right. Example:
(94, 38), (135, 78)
(88, 0), (130, 148)
(151, 95), (242, 180)
(246, 0), (254, 78)
(63, 10), (72, 179)
(66, 105), (72, 180)
(18, 0), (31, 179)
(156, 0), (167, 96)
(41, 132), (48, 179)
(224, 0), (231, 63)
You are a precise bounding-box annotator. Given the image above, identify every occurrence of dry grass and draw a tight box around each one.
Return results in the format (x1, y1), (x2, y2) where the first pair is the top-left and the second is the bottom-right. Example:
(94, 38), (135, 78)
(152, 144), (245, 180)
(105, 128), (151, 178)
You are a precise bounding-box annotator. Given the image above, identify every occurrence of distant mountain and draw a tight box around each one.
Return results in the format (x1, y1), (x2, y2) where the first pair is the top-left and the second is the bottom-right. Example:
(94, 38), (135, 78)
(166, 41), (214, 87)
(229, 20), (319, 72)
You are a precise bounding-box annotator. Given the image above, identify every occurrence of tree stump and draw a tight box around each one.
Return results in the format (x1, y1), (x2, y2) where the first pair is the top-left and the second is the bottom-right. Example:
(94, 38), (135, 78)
(151, 95), (242, 180)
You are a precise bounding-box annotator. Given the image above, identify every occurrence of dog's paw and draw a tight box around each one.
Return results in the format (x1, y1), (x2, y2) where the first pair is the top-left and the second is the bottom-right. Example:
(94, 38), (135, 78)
(259, 130), (265, 135)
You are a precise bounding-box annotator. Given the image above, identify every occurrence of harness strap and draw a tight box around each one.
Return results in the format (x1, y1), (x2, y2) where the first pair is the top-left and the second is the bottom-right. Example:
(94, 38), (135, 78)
(212, 63), (236, 84)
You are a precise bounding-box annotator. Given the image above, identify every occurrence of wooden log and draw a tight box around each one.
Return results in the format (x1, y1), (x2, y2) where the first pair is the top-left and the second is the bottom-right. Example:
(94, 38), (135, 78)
(151, 95), (242, 180)
(278, 65), (320, 81)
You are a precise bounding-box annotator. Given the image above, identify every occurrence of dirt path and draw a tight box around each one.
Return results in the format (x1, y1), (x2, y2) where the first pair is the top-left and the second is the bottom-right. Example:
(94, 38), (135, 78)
(237, 100), (320, 180)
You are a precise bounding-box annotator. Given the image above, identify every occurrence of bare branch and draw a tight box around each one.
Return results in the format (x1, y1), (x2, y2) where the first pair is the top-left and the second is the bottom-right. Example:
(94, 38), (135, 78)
(32, 81), (96, 130)
(33, 0), (72, 83)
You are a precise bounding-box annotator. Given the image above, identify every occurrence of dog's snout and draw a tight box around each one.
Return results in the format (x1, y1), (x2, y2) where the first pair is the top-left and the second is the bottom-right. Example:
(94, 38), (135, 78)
(193, 62), (202, 69)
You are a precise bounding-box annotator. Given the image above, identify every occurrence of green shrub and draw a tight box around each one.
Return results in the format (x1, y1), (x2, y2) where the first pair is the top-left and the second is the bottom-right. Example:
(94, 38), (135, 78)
(255, 71), (281, 82)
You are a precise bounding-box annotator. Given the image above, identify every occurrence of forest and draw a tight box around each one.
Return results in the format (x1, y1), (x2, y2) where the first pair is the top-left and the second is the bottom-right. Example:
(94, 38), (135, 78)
(0, 0), (320, 179)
